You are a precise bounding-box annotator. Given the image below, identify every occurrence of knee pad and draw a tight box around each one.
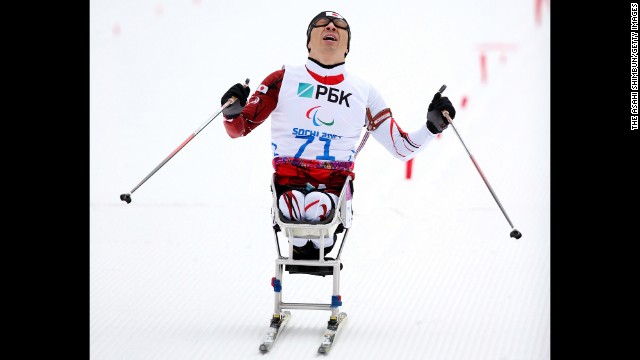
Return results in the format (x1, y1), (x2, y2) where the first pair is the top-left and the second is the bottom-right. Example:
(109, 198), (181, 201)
(310, 235), (335, 249)
(290, 237), (309, 247)
(278, 190), (305, 221)
(304, 191), (338, 222)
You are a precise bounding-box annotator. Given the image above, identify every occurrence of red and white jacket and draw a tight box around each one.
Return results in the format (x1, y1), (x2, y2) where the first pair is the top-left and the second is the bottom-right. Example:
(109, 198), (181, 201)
(223, 58), (437, 190)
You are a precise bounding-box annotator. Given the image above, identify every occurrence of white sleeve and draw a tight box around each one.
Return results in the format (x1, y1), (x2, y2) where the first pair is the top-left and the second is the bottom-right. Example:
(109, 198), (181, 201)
(366, 86), (438, 161)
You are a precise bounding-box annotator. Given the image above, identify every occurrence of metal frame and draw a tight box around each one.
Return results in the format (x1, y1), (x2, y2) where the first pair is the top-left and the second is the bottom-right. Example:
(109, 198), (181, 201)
(269, 175), (353, 318)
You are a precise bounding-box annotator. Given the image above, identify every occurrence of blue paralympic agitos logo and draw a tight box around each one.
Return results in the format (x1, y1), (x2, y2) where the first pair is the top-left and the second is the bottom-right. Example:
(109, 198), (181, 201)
(306, 106), (334, 126)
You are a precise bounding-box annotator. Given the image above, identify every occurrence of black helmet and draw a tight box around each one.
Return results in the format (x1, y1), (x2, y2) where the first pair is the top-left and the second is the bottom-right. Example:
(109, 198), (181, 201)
(306, 11), (351, 56)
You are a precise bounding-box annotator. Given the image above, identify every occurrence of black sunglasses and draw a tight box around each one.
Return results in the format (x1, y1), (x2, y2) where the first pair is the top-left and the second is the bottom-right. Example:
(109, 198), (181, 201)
(310, 16), (349, 30)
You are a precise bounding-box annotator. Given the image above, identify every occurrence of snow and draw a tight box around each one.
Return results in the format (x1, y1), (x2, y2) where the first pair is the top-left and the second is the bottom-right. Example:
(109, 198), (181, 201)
(90, 0), (550, 359)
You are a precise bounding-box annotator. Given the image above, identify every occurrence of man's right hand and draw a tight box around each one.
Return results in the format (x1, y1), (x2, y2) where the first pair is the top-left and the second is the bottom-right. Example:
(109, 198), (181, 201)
(221, 83), (251, 119)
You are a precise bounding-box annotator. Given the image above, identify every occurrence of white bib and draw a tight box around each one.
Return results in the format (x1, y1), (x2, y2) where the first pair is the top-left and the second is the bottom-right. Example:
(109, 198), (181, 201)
(270, 60), (386, 162)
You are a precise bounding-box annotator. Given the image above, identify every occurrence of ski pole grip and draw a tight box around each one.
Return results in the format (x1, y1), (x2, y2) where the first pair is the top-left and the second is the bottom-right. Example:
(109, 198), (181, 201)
(437, 84), (451, 123)
(229, 78), (251, 105)
(442, 110), (453, 123)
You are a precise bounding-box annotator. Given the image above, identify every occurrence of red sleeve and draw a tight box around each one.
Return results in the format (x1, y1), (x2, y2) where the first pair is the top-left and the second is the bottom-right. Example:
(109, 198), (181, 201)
(223, 69), (285, 138)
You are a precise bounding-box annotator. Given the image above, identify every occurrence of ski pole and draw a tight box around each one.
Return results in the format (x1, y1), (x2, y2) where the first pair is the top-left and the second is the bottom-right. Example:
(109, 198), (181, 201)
(120, 78), (250, 204)
(437, 84), (522, 239)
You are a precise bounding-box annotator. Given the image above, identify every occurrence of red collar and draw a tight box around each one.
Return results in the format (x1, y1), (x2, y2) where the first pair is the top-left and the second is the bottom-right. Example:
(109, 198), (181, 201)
(305, 66), (344, 85)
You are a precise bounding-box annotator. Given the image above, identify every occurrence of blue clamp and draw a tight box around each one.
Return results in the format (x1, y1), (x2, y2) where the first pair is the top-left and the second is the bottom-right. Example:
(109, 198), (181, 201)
(331, 295), (342, 307)
(271, 277), (282, 292)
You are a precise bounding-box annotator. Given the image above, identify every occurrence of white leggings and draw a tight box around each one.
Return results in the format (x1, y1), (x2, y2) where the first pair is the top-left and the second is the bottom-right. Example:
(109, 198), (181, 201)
(278, 190), (339, 248)
(278, 190), (339, 223)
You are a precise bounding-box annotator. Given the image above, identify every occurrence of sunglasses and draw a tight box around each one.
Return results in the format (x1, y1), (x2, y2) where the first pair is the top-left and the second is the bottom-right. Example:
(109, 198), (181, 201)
(310, 16), (349, 30)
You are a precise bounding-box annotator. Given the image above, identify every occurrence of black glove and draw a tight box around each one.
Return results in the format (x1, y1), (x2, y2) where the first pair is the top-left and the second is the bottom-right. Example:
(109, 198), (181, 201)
(426, 92), (456, 134)
(221, 83), (250, 106)
(221, 83), (251, 119)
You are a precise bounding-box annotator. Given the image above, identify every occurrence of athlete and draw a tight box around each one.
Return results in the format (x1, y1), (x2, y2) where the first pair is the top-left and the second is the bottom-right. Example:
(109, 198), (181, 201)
(220, 10), (456, 260)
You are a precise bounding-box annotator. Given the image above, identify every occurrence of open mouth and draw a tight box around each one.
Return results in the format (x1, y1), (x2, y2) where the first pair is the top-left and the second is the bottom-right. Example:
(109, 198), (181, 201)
(323, 34), (337, 42)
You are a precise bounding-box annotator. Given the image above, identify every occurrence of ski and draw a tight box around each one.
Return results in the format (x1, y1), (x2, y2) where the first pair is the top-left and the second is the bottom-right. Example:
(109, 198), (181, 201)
(258, 311), (291, 352)
(317, 312), (348, 354)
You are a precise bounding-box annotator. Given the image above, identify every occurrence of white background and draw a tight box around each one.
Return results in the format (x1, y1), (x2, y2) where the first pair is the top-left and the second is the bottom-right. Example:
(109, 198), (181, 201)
(90, 0), (550, 359)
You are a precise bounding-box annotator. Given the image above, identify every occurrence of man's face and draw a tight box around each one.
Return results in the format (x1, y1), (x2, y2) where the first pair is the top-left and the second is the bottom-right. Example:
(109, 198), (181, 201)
(308, 18), (349, 57)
